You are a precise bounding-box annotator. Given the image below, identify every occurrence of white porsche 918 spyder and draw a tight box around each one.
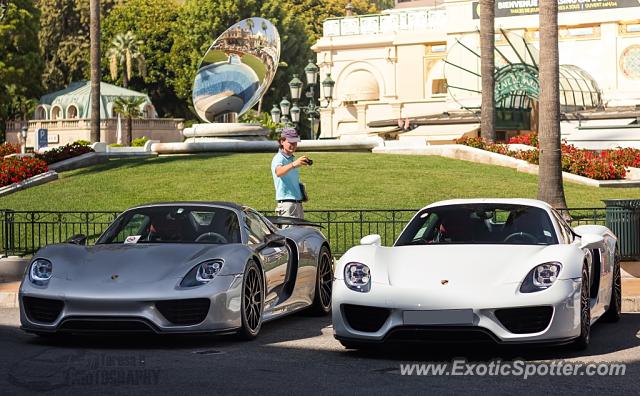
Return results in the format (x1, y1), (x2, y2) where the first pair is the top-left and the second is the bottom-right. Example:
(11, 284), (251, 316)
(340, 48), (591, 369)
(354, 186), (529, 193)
(333, 199), (621, 350)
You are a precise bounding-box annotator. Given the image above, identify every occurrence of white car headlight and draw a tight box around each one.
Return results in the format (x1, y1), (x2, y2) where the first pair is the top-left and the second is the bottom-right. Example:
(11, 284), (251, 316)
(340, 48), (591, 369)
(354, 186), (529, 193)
(344, 262), (371, 293)
(181, 259), (224, 287)
(520, 262), (562, 293)
(29, 259), (53, 285)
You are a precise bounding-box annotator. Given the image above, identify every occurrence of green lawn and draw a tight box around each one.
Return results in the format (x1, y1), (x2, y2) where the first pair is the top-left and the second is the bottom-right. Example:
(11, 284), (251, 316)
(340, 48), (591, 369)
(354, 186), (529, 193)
(2, 153), (640, 212)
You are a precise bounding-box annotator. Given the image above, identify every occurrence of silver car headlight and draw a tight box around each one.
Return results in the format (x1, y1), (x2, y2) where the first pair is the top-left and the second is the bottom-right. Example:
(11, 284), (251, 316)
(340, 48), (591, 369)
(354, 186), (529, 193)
(181, 259), (224, 287)
(344, 262), (371, 293)
(520, 262), (562, 293)
(29, 259), (53, 286)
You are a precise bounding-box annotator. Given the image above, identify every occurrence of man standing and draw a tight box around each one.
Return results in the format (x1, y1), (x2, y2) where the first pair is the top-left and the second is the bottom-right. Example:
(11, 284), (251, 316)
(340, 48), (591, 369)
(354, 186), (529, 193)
(271, 128), (311, 219)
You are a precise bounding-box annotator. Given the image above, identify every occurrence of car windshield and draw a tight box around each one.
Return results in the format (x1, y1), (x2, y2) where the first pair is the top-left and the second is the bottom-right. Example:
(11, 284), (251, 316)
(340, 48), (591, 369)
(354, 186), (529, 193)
(97, 206), (241, 245)
(395, 204), (558, 246)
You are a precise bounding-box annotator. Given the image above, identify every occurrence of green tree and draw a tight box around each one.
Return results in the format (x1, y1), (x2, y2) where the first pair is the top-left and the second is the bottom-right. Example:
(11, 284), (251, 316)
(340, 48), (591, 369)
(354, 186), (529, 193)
(106, 31), (146, 88)
(0, 0), (42, 141)
(38, 0), (84, 92)
(102, 0), (181, 117)
(113, 96), (146, 146)
(37, 0), (119, 93)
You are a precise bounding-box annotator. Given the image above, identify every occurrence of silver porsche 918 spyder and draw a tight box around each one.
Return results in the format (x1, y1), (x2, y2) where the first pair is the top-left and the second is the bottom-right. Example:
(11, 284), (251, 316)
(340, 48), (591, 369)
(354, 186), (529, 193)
(20, 202), (333, 339)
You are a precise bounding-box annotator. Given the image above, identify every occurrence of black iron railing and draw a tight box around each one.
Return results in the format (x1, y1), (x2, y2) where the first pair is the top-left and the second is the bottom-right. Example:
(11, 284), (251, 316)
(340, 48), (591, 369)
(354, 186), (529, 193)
(0, 208), (606, 257)
(0, 210), (120, 257)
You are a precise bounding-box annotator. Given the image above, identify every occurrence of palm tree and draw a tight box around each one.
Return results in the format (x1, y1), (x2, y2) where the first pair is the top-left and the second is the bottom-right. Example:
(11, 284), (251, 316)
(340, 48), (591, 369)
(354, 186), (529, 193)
(537, 1), (567, 209)
(480, 0), (495, 143)
(90, 0), (100, 143)
(113, 96), (146, 146)
(107, 31), (146, 89)
(10, 96), (37, 121)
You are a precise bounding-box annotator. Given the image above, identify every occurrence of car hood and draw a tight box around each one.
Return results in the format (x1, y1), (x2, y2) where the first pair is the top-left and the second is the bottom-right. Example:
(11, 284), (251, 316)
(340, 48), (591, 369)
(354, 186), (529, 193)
(384, 245), (548, 289)
(37, 243), (239, 284)
(340, 243), (580, 290)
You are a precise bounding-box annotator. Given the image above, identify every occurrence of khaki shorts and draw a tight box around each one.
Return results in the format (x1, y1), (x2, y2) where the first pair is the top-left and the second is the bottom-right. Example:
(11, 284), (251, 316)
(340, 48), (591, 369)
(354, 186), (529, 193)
(275, 201), (304, 219)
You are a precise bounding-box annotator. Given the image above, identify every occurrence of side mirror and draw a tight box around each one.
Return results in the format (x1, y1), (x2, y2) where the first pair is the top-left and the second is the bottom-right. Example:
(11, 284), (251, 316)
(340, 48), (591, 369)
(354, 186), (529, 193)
(67, 234), (87, 246)
(360, 234), (381, 246)
(579, 233), (604, 250)
(265, 233), (286, 247)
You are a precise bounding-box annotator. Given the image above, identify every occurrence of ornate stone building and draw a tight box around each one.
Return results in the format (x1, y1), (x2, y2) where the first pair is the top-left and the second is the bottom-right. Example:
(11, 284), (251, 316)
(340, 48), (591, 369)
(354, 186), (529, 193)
(6, 81), (183, 147)
(312, 0), (640, 147)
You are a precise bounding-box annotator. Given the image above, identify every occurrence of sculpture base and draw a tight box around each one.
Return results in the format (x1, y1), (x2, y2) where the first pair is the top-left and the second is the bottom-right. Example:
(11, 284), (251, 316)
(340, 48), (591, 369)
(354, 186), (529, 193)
(182, 123), (270, 141)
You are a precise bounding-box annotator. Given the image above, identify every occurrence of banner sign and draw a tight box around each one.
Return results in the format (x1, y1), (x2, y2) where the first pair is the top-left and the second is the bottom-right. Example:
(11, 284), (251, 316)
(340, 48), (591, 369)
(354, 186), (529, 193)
(472, 0), (640, 19)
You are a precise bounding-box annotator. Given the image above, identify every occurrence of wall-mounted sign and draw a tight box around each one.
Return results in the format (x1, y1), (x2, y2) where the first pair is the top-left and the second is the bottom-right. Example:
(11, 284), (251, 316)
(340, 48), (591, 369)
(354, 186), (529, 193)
(472, 0), (640, 19)
(494, 64), (540, 105)
(36, 128), (48, 150)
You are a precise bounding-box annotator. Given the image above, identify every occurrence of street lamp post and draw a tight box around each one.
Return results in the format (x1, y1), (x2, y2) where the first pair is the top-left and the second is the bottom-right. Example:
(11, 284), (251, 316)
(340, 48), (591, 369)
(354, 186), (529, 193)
(270, 60), (334, 140)
(20, 126), (28, 154)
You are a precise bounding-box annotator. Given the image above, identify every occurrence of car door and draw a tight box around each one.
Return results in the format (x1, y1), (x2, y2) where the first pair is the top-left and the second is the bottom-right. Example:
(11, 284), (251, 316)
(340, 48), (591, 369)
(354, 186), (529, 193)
(244, 211), (289, 310)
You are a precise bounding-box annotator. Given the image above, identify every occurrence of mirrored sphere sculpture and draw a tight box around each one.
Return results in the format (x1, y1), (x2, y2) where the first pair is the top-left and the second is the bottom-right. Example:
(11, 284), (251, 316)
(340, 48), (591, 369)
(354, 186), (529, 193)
(192, 17), (281, 122)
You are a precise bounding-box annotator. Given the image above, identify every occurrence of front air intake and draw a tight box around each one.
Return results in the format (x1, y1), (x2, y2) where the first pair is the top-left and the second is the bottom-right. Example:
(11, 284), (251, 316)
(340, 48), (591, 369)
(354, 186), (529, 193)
(155, 298), (211, 326)
(494, 306), (553, 334)
(23, 296), (64, 324)
(341, 304), (390, 333)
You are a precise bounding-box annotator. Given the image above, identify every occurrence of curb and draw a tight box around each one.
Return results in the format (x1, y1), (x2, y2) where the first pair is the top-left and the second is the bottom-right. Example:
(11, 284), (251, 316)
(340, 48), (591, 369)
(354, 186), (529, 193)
(622, 297), (640, 313)
(0, 171), (58, 198)
(373, 145), (640, 188)
(0, 291), (19, 308)
(0, 281), (20, 308)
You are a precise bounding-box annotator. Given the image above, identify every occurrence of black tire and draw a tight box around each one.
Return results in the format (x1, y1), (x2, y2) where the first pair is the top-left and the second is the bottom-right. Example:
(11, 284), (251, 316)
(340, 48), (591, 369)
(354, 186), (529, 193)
(236, 260), (263, 340)
(602, 248), (622, 323)
(309, 246), (333, 316)
(572, 264), (591, 350)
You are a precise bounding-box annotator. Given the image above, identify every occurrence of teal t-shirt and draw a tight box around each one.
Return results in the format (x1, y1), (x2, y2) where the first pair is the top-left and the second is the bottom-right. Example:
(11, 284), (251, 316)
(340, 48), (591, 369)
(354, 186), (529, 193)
(271, 150), (302, 200)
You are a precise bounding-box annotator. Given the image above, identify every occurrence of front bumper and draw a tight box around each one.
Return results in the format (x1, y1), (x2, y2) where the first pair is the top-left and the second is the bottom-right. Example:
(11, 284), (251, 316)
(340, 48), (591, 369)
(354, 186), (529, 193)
(332, 278), (582, 344)
(19, 274), (244, 334)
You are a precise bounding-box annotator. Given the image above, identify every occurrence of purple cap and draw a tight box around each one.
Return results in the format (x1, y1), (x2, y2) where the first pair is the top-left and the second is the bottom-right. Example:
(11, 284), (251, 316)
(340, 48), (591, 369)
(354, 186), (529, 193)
(281, 127), (300, 143)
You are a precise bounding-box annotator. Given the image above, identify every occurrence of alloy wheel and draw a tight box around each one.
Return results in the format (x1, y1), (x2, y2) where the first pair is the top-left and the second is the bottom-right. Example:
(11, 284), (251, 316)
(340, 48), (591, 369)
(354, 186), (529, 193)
(243, 266), (262, 332)
(318, 252), (333, 309)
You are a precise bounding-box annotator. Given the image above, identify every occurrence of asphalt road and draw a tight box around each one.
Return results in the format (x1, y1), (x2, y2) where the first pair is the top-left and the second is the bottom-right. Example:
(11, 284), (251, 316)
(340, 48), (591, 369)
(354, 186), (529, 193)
(1, 308), (639, 395)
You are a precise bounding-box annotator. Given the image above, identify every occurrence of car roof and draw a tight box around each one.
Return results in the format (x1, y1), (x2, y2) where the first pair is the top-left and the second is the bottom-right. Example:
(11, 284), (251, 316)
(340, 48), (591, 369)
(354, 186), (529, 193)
(127, 201), (245, 212)
(422, 198), (554, 212)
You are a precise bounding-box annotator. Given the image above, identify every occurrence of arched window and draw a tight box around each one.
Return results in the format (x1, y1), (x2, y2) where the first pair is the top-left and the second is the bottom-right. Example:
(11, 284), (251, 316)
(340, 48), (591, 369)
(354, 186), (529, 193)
(34, 105), (48, 120)
(338, 69), (380, 102)
(51, 105), (63, 120)
(66, 104), (79, 119)
(143, 103), (156, 119)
